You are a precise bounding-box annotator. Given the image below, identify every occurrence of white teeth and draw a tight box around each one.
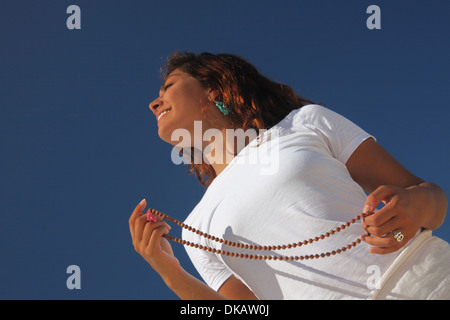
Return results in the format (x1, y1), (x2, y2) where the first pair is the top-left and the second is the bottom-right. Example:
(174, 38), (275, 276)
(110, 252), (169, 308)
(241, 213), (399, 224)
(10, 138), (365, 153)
(157, 109), (171, 121)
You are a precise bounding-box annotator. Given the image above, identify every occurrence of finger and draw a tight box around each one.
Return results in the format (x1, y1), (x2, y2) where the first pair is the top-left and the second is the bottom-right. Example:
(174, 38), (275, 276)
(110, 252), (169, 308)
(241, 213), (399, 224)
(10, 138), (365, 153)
(140, 221), (153, 249)
(365, 215), (399, 237)
(361, 220), (370, 235)
(363, 233), (398, 249)
(129, 199), (147, 239)
(148, 224), (171, 252)
(364, 206), (398, 230)
(134, 214), (151, 244)
(141, 220), (171, 249)
(364, 186), (399, 227)
(132, 199), (147, 219)
(368, 238), (405, 255)
(363, 232), (411, 255)
(364, 185), (397, 214)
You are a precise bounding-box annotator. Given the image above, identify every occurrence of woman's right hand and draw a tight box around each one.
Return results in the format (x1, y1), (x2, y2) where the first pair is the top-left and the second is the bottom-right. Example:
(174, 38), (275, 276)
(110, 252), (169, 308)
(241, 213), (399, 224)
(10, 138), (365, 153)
(129, 199), (256, 300)
(129, 199), (181, 281)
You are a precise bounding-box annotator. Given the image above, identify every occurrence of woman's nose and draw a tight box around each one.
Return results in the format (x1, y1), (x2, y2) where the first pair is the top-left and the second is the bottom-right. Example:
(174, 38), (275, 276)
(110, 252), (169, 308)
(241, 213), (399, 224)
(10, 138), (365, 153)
(149, 98), (163, 115)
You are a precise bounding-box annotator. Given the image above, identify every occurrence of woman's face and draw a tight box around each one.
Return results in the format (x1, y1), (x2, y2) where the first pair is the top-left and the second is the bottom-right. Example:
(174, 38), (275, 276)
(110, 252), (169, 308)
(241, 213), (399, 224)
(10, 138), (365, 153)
(149, 69), (213, 145)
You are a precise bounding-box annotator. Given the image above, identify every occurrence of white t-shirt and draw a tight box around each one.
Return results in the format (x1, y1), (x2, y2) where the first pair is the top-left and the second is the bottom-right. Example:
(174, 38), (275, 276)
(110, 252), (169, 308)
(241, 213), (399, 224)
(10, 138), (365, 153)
(181, 104), (446, 299)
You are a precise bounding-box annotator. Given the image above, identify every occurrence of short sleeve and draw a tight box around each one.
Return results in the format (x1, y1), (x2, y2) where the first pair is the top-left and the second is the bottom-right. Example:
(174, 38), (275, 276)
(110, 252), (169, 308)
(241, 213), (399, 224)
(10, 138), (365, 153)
(183, 235), (233, 291)
(292, 105), (374, 164)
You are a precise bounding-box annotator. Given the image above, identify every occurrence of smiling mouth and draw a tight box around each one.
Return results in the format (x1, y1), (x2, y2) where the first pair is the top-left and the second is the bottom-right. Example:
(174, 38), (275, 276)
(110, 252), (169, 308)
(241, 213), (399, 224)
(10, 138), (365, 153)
(157, 109), (171, 122)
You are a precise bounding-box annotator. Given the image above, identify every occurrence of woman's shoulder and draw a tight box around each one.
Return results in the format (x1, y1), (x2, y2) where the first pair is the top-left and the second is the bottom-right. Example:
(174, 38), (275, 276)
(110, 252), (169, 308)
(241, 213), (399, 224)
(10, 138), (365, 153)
(278, 104), (335, 131)
(288, 104), (359, 131)
(296, 104), (339, 121)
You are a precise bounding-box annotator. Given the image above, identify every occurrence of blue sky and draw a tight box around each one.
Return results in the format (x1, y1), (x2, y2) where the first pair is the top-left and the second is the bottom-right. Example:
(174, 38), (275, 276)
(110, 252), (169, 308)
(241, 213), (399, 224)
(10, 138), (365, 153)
(1, 0), (449, 299)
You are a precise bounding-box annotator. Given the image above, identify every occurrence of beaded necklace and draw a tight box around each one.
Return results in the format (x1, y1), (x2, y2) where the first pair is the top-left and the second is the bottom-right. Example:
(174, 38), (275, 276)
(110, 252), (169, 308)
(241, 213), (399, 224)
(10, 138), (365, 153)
(146, 208), (371, 261)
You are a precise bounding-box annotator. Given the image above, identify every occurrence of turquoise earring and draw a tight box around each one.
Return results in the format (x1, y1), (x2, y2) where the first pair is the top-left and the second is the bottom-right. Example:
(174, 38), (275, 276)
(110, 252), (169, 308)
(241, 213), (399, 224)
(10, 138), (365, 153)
(214, 101), (230, 116)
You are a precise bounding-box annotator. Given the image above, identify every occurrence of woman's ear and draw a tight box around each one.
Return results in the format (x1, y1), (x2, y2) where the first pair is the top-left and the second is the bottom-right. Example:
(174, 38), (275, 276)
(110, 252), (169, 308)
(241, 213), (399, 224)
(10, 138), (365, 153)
(207, 89), (221, 102)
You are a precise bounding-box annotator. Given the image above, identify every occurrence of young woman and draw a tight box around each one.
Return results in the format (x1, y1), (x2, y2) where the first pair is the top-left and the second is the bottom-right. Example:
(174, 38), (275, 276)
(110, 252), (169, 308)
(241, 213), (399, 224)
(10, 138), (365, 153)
(129, 52), (449, 299)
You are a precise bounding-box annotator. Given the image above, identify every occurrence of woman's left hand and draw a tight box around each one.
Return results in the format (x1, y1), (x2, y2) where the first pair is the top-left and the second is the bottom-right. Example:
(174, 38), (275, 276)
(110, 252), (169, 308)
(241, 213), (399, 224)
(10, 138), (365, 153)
(361, 184), (429, 254)
(346, 138), (447, 255)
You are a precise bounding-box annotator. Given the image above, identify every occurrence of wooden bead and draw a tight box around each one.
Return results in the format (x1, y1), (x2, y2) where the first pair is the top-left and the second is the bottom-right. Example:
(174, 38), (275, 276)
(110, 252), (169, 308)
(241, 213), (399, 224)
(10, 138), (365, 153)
(153, 207), (366, 261)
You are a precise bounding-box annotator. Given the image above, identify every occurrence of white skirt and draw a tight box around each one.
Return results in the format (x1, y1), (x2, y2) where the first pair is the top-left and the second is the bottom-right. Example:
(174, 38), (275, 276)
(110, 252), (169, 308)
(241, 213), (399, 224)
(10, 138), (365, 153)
(369, 230), (450, 300)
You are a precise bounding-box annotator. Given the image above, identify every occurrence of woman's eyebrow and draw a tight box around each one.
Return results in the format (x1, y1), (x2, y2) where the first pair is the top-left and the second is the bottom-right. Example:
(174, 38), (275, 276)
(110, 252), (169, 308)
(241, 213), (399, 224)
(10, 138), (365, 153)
(160, 73), (184, 90)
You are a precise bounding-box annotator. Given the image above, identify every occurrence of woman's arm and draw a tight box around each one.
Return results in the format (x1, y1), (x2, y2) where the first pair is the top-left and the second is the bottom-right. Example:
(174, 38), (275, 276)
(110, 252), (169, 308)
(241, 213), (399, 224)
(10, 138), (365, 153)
(346, 138), (448, 254)
(167, 272), (258, 300)
(129, 199), (256, 299)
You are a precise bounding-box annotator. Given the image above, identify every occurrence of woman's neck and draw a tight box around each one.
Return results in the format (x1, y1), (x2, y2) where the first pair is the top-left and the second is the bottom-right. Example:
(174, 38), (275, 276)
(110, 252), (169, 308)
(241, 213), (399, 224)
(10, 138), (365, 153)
(202, 126), (255, 176)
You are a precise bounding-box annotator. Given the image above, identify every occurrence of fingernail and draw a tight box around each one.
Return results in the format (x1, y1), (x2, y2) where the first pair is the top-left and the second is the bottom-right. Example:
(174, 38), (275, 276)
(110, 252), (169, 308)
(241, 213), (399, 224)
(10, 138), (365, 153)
(140, 199), (146, 204)
(363, 205), (372, 214)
